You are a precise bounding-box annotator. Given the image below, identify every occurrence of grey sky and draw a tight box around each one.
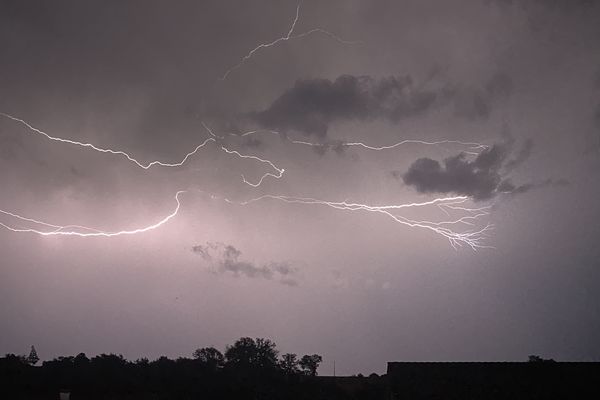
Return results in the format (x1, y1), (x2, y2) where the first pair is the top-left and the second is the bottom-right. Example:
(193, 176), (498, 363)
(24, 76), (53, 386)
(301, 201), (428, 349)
(1, 0), (600, 375)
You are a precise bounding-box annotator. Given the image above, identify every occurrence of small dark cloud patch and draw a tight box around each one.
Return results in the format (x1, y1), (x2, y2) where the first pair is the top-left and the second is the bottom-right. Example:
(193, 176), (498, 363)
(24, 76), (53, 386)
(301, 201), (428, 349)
(249, 75), (442, 137)
(192, 242), (297, 286)
(401, 138), (562, 201)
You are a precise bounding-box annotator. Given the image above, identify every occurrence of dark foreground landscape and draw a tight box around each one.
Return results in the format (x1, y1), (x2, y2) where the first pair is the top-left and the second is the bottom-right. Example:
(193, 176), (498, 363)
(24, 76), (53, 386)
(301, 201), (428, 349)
(2, 339), (600, 400)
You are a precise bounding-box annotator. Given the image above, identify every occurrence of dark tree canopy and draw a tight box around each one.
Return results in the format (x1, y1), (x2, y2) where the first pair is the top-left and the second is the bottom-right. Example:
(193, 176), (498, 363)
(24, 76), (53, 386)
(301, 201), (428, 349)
(224, 337), (279, 370)
(0, 339), (341, 400)
(280, 353), (300, 375)
(299, 354), (323, 376)
(192, 347), (225, 370)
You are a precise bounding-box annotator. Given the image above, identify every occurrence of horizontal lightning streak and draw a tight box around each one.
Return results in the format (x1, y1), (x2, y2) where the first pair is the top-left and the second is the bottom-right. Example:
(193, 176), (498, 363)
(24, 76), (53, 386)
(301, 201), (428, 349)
(1, 117), (492, 247)
(1, 112), (217, 169)
(289, 139), (488, 152)
(2, 113), (284, 187)
(0, 191), (185, 237)
(0, 2), (499, 250)
(222, 194), (493, 250)
(211, 125), (488, 154)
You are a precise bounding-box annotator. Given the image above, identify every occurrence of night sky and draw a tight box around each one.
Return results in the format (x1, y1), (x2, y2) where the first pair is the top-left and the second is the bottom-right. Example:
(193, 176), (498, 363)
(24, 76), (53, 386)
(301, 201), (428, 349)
(1, 0), (600, 375)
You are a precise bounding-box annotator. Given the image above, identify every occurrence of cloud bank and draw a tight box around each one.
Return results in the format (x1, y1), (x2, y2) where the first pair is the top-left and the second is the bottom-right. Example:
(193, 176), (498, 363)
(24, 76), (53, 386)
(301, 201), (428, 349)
(401, 138), (562, 201)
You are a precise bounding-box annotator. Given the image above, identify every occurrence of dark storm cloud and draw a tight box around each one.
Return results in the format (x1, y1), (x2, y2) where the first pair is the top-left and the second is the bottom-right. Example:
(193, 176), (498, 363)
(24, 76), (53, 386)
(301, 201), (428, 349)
(401, 139), (550, 201)
(192, 242), (297, 286)
(247, 72), (511, 137)
(248, 75), (442, 137)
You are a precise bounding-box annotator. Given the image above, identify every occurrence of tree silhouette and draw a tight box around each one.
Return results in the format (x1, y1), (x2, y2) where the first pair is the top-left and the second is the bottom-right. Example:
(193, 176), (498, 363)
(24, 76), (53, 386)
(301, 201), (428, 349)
(192, 347), (224, 370)
(254, 338), (279, 369)
(299, 354), (323, 376)
(0, 338), (333, 400)
(224, 337), (278, 370)
(26, 345), (39, 366)
(280, 353), (300, 375)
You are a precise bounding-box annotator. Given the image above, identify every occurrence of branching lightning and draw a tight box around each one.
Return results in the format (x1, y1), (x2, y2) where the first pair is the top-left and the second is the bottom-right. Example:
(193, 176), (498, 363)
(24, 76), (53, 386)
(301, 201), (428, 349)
(200, 121), (286, 186)
(0, 3), (498, 250)
(220, 2), (360, 80)
(1, 111), (493, 247)
(221, 194), (493, 250)
(219, 146), (285, 187)
(0, 113), (285, 187)
(1, 110), (494, 248)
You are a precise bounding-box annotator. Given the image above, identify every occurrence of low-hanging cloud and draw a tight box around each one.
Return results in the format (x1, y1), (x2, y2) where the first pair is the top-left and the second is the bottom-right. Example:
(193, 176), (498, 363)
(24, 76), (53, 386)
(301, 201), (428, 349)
(401, 138), (562, 201)
(192, 242), (298, 286)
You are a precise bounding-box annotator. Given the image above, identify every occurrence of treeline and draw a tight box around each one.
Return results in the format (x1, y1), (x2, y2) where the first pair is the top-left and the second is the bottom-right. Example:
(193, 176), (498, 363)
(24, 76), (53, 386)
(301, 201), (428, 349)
(0, 338), (386, 400)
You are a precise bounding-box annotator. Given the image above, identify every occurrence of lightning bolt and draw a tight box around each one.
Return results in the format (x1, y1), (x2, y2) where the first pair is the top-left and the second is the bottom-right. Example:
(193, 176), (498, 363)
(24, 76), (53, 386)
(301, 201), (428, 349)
(288, 138), (489, 154)
(0, 112), (217, 169)
(221, 194), (493, 250)
(0, 3), (501, 249)
(0, 191), (185, 237)
(1, 113), (285, 187)
(220, 146), (285, 187)
(1, 110), (494, 248)
(209, 125), (489, 154)
(220, 2), (361, 81)
(201, 121), (285, 186)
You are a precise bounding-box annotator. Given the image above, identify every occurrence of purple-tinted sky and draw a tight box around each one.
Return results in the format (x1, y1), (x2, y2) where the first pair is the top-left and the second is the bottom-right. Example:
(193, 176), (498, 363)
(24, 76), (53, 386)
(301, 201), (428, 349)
(1, 0), (600, 375)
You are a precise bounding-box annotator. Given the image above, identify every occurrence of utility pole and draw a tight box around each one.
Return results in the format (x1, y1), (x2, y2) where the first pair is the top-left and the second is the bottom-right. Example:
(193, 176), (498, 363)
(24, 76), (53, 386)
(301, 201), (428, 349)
(333, 360), (336, 377)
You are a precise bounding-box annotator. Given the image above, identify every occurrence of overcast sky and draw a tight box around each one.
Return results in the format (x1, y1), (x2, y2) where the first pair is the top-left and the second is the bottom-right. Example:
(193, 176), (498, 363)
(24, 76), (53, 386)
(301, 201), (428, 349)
(1, 0), (600, 375)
